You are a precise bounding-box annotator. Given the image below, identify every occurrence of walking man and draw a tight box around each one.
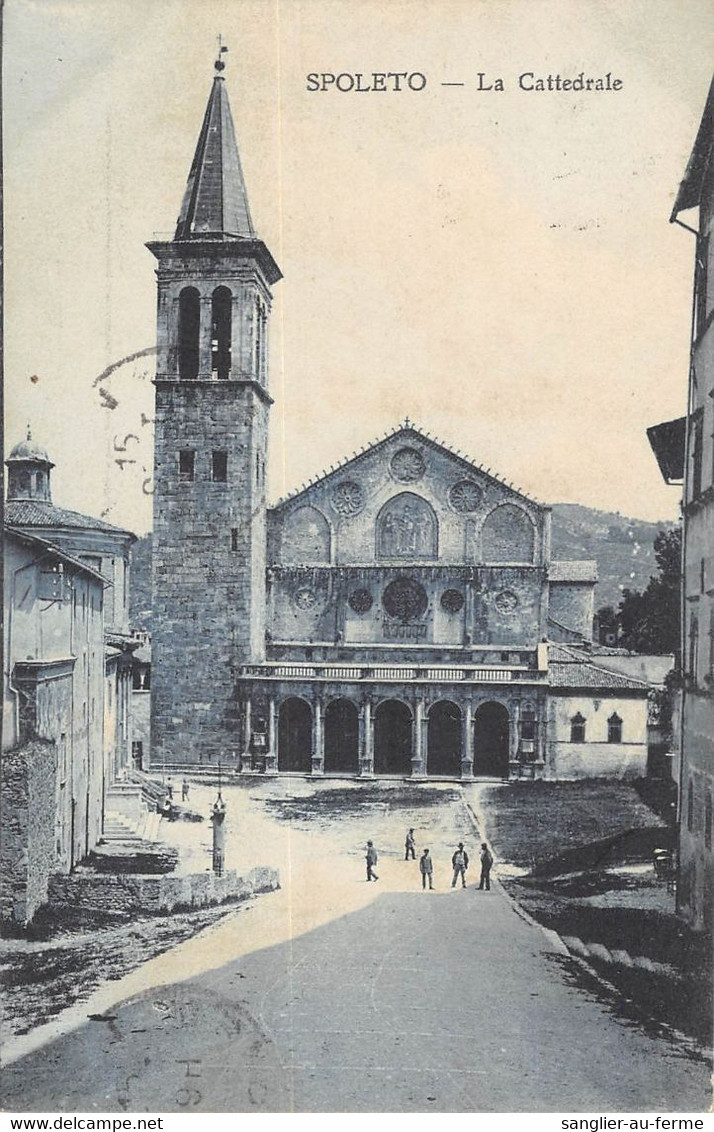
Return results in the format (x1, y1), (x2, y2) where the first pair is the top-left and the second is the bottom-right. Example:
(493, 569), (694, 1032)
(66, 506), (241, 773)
(479, 842), (494, 890)
(419, 848), (434, 889)
(405, 827), (416, 860)
(181, 778), (190, 802)
(365, 840), (379, 882)
(451, 842), (469, 888)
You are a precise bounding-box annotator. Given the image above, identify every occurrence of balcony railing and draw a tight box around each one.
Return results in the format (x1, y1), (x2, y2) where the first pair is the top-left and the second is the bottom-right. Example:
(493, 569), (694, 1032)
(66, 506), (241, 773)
(239, 661), (546, 684)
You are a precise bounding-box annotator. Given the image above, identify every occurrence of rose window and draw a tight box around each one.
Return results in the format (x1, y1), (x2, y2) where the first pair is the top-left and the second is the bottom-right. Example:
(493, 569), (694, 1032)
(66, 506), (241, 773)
(293, 587), (318, 610)
(332, 480), (364, 516)
(440, 588), (465, 613)
(495, 589), (519, 615)
(349, 588), (373, 613)
(449, 479), (483, 513)
(382, 577), (428, 622)
(390, 447), (426, 483)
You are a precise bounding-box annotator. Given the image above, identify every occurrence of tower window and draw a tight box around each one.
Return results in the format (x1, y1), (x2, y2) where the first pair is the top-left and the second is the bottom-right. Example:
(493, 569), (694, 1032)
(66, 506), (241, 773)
(211, 286), (232, 380)
(212, 451), (228, 482)
(231, 528), (239, 551)
(179, 450), (195, 482)
(178, 287), (200, 380)
(705, 791), (712, 851)
(570, 713), (586, 743)
(607, 713), (623, 744)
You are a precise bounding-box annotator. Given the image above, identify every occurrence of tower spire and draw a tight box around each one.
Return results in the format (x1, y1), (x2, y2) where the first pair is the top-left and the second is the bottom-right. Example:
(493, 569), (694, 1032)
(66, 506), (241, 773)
(174, 47), (255, 240)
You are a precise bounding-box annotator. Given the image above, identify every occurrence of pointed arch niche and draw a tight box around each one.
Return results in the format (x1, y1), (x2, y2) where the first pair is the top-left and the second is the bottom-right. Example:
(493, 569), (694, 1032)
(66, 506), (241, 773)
(280, 505), (331, 565)
(480, 503), (536, 564)
(376, 492), (438, 560)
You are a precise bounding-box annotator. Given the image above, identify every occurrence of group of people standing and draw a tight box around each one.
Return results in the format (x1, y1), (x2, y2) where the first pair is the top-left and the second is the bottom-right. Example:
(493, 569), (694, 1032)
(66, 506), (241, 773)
(365, 830), (494, 890)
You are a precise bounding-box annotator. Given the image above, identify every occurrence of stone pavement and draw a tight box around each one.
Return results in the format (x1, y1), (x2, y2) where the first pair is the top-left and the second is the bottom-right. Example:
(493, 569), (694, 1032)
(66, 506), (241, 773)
(1, 781), (710, 1112)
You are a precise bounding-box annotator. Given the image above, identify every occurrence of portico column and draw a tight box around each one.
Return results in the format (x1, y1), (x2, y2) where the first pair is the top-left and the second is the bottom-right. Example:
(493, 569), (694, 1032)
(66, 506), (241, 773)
(266, 695), (278, 773)
(360, 697), (374, 776)
(240, 697), (252, 771)
(537, 707), (547, 765)
(461, 701), (474, 779)
(198, 295), (213, 378)
(509, 700), (521, 778)
(411, 696), (427, 777)
(312, 695), (325, 775)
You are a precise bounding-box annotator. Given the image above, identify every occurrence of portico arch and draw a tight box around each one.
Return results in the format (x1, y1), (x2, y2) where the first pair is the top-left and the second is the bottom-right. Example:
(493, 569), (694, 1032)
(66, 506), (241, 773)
(473, 701), (510, 777)
(427, 700), (462, 777)
(278, 696), (312, 773)
(324, 698), (359, 773)
(374, 699), (413, 775)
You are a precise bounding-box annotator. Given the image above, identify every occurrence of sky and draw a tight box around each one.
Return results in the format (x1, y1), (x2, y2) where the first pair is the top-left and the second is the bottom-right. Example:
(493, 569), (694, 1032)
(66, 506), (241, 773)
(4, 0), (713, 534)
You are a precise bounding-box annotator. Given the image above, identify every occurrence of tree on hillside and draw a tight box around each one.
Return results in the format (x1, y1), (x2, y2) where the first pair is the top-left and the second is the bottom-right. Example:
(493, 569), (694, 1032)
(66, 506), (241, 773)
(616, 527), (681, 656)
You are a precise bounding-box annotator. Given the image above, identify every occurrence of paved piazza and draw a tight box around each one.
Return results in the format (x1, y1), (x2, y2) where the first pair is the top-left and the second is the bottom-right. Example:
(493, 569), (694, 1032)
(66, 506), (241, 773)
(2, 781), (709, 1112)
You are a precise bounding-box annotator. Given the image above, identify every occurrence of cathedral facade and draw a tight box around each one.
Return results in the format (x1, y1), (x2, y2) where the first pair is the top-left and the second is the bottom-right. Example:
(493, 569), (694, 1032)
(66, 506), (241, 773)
(149, 63), (650, 780)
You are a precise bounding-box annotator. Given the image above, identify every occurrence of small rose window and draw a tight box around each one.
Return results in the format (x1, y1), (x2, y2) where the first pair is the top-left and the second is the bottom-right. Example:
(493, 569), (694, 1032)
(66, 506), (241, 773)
(440, 589), (464, 613)
(349, 588), (373, 614)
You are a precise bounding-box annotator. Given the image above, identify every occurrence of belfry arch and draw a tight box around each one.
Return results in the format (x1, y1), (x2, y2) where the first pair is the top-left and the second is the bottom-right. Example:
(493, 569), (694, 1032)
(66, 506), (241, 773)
(178, 287), (200, 380)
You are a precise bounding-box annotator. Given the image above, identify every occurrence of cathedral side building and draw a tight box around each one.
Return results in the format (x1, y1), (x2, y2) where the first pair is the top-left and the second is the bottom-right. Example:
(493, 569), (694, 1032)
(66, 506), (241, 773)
(651, 75), (714, 931)
(149, 61), (650, 780)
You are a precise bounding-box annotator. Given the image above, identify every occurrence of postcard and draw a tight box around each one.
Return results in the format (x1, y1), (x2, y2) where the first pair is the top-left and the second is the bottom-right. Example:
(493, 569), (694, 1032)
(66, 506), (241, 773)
(2, 0), (712, 1118)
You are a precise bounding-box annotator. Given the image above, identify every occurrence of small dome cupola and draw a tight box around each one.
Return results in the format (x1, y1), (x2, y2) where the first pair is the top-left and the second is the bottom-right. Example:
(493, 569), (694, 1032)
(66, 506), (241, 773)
(5, 427), (54, 502)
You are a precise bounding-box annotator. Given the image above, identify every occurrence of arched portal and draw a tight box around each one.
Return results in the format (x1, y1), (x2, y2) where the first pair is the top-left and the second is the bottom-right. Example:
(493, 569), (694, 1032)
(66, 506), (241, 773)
(211, 286), (232, 379)
(278, 697), (312, 773)
(178, 287), (200, 379)
(324, 699), (359, 773)
(473, 701), (510, 777)
(427, 701), (462, 777)
(374, 699), (413, 776)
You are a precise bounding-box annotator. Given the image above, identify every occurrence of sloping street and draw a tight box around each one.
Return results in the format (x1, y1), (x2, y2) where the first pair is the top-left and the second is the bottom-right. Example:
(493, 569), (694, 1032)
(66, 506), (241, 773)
(1, 782), (709, 1112)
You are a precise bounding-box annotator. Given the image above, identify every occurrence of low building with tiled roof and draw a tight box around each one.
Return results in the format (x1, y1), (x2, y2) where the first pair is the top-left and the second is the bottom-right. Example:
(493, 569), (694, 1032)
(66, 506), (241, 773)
(5, 433), (135, 634)
(544, 644), (650, 779)
(2, 440), (140, 928)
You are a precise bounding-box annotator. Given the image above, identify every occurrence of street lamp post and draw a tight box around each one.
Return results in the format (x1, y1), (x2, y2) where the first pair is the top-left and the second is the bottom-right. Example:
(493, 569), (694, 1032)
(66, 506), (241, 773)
(210, 761), (226, 876)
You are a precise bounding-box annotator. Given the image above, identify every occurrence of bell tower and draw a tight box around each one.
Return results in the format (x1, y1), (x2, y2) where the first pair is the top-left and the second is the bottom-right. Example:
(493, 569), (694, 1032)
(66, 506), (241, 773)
(148, 53), (281, 766)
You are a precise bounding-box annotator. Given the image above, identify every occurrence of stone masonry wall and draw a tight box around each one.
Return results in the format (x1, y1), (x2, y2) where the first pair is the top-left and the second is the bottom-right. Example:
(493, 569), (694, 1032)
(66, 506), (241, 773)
(0, 739), (57, 926)
(47, 864), (279, 916)
(269, 564), (546, 650)
(549, 582), (595, 640)
(151, 381), (268, 765)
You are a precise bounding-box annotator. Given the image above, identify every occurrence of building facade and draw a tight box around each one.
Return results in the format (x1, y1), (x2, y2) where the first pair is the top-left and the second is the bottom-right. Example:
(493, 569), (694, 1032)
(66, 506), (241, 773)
(149, 61), (650, 781)
(2, 436), (138, 926)
(2, 526), (106, 924)
(650, 76), (714, 931)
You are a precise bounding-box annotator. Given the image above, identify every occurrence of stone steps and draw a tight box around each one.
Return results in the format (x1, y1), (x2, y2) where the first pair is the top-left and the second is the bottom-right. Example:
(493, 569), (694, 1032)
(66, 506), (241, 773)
(561, 935), (679, 979)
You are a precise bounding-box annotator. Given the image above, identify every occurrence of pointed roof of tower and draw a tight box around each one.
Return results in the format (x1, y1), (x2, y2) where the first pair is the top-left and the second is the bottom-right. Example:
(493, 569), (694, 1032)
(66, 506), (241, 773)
(174, 62), (256, 241)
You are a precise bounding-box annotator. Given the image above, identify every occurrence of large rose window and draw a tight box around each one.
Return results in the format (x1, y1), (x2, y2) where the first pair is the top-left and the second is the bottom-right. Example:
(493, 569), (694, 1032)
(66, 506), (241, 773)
(382, 577), (428, 622)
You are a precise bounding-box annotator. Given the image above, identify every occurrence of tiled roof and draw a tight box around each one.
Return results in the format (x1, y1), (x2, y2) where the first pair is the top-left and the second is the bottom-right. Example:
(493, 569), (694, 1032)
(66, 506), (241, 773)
(548, 643), (650, 692)
(4, 526), (108, 585)
(5, 499), (134, 538)
(549, 560), (598, 583)
(271, 420), (546, 510)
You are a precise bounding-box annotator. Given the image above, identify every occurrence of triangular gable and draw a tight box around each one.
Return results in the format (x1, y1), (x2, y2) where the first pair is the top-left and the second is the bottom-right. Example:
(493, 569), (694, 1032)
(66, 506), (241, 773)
(269, 420), (546, 514)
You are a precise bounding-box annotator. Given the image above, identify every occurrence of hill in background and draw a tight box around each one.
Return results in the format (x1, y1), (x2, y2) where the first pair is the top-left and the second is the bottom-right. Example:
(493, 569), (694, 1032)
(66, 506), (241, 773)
(128, 503), (676, 632)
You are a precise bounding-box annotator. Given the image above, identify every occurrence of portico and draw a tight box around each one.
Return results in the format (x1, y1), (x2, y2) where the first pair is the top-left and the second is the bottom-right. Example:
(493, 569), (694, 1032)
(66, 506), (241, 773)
(236, 659), (548, 779)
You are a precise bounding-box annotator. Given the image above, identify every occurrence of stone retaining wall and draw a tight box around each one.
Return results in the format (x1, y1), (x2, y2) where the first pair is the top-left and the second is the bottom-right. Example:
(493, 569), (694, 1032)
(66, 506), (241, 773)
(47, 865), (279, 916)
